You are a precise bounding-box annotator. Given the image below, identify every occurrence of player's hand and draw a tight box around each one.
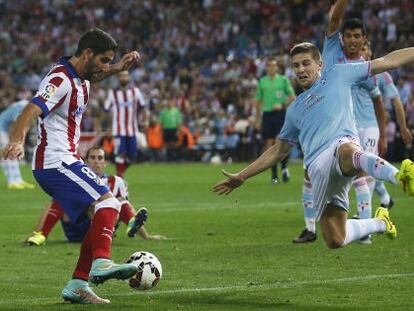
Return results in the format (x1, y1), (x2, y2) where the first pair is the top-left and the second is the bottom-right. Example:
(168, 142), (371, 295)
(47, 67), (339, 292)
(2, 142), (24, 160)
(378, 136), (388, 157)
(116, 51), (141, 71)
(212, 169), (244, 195)
(401, 127), (413, 145)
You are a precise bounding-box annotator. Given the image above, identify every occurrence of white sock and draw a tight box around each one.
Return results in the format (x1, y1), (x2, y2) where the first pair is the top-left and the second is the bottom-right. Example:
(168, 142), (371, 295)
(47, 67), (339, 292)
(341, 218), (386, 246)
(302, 178), (316, 233)
(374, 180), (391, 205)
(353, 177), (372, 219)
(9, 160), (23, 184)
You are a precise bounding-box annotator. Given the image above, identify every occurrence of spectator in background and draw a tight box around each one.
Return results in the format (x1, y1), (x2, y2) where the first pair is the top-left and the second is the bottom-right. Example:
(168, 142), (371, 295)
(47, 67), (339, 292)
(146, 115), (164, 162)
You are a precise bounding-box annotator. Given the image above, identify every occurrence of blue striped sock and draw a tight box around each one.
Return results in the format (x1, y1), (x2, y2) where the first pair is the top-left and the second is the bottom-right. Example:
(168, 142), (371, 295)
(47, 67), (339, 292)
(352, 151), (398, 184)
(353, 177), (372, 219)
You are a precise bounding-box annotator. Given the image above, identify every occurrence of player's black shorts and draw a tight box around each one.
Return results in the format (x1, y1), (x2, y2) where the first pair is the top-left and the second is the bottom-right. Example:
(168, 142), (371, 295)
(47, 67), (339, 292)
(261, 111), (286, 140)
(163, 128), (178, 143)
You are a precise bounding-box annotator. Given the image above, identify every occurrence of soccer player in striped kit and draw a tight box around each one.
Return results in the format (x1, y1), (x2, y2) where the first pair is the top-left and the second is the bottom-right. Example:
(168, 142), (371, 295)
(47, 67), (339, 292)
(3, 28), (141, 304)
(104, 70), (146, 177)
(26, 146), (166, 245)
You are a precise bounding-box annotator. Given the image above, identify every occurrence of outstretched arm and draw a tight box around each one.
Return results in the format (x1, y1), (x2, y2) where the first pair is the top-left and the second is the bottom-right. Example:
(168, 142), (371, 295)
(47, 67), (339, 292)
(371, 48), (414, 75)
(373, 96), (387, 157)
(91, 51), (141, 83)
(391, 96), (412, 145)
(3, 103), (42, 160)
(212, 138), (291, 195)
(327, 0), (349, 37)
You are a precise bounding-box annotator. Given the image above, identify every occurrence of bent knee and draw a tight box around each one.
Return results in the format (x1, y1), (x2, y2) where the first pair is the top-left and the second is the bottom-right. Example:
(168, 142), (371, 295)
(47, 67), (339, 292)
(324, 237), (344, 249)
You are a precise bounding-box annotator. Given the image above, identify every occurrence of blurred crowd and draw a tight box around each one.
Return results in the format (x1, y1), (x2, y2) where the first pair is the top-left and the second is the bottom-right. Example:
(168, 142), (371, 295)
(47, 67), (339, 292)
(1, 0), (414, 162)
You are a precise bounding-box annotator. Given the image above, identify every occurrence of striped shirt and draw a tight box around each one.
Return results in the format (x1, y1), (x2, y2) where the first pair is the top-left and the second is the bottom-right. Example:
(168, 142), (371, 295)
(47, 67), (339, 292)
(104, 86), (145, 137)
(31, 56), (90, 170)
(104, 175), (128, 199)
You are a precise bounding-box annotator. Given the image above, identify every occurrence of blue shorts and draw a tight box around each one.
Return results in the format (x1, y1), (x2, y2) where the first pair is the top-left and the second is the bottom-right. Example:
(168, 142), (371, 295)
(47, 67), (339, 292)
(61, 216), (91, 242)
(115, 136), (138, 160)
(33, 161), (109, 223)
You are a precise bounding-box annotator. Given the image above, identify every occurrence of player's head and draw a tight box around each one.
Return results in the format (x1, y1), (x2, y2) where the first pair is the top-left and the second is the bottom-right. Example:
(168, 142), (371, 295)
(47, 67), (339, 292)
(85, 146), (106, 177)
(75, 28), (118, 81)
(290, 42), (322, 90)
(341, 18), (366, 58)
(266, 57), (278, 77)
(360, 40), (372, 61)
(117, 70), (130, 87)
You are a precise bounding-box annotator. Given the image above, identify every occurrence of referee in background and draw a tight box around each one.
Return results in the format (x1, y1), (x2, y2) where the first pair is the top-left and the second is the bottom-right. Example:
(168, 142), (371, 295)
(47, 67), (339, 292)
(255, 57), (296, 184)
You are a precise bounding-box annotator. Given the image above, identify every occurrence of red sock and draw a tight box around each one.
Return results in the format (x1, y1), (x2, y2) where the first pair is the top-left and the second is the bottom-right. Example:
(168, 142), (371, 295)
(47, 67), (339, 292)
(91, 208), (118, 259)
(119, 201), (136, 224)
(72, 208), (118, 279)
(72, 226), (93, 280)
(41, 201), (64, 236)
(116, 163), (129, 177)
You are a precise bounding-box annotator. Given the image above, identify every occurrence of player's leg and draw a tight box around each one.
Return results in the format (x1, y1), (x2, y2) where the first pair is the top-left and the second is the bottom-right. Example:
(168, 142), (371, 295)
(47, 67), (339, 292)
(27, 201), (64, 245)
(118, 199), (148, 237)
(275, 110), (290, 182)
(338, 141), (414, 195)
(261, 112), (278, 183)
(293, 171), (317, 243)
(319, 203), (394, 248)
(309, 137), (396, 249)
(374, 180), (394, 208)
(114, 136), (128, 177)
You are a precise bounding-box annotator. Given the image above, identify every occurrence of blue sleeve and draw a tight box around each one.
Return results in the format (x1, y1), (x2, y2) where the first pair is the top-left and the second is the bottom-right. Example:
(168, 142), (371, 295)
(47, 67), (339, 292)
(358, 77), (381, 99)
(322, 31), (344, 72)
(378, 72), (399, 100)
(334, 61), (372, 85)
(278, 108), (299, 145)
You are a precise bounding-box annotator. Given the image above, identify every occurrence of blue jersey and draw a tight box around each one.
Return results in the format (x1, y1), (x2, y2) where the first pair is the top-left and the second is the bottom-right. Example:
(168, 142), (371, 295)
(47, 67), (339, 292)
(0, 100), (28, 132)
(279, 61), (371, 167)
(322, 31), (380, 128)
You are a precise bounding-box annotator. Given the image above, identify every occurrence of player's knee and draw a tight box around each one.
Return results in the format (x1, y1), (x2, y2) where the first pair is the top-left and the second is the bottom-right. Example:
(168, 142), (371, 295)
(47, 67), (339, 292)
(324, 236), (344, 249)
(95, 196), (121, 213)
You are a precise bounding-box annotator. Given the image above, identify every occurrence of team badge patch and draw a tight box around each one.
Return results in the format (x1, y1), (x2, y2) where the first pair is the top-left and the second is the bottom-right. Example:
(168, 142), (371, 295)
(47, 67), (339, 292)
(41, 83), (57, 100)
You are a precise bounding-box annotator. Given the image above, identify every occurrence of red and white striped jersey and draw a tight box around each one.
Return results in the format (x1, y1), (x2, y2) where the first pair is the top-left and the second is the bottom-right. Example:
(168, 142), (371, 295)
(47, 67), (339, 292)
(31, 57), (90, 169)
(104, 86), (145, 137)
(103, 175), (128, 199)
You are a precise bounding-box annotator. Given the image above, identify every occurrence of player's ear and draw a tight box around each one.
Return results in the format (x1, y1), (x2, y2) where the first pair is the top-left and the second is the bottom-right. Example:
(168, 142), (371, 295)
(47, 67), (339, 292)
(83, 48), (94, 60)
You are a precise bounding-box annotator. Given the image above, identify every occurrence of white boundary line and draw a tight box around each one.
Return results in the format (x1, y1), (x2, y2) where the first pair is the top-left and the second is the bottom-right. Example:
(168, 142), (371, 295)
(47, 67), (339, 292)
(1, 272), (413, 304)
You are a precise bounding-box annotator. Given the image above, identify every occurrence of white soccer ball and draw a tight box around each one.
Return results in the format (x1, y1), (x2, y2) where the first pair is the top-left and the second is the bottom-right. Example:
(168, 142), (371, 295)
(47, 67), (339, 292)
(126, 251), (162, 290)
(210, 154), (222, 165)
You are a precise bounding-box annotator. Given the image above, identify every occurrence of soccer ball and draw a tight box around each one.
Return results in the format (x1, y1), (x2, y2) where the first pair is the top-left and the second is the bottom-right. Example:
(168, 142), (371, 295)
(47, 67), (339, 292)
(126, 251), (162, 290)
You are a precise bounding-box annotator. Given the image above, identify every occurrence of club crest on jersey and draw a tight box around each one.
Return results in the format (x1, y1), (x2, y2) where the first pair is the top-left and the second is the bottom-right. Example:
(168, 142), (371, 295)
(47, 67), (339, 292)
(41, 83), (57, 100)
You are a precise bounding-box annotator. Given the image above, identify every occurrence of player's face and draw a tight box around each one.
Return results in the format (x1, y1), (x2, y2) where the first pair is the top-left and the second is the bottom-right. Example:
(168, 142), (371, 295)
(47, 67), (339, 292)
(342, 29), (365, 57)
(360, 44), (372, 61)
(84, 50), (115, 81)
(266, 61), (278, 76)
(86, 149), (106, 177)
(291, 53), (322, 89)
(118, 70), (130, 87)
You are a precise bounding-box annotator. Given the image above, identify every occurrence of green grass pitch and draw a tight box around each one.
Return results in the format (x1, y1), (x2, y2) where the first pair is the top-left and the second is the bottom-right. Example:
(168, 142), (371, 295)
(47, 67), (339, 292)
(0, 162), (413, 310)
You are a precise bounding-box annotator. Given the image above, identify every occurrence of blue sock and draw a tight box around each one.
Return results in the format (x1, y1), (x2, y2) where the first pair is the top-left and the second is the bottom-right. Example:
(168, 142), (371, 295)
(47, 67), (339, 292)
(352, 151), (398, 184)
(353, 177), (372, 219)
(374, 180), (391, 205)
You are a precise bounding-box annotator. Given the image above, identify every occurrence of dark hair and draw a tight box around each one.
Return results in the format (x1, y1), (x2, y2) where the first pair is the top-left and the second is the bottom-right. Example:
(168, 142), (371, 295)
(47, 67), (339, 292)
(75, 28), (118, 57)
(85, 146), (105, 159)
(290, 42), (321, 62)
(342, 18), (366, 35)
